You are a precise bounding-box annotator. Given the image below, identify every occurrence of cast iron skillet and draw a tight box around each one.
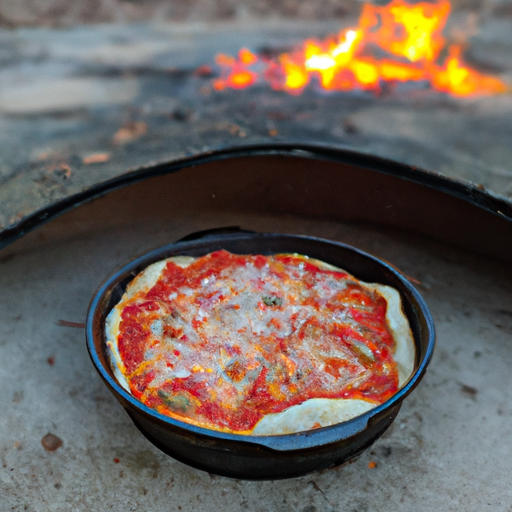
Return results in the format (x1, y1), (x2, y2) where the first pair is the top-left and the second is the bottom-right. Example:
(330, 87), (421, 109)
(86, 228), (435, 480)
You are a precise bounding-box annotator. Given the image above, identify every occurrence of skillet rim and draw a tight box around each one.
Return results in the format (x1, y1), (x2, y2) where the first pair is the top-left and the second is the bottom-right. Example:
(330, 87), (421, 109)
(86, 230), (435, 453)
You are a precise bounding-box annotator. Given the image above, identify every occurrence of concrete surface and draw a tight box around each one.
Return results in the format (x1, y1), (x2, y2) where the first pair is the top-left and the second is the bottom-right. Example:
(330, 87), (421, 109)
(1, 170), (512, 511)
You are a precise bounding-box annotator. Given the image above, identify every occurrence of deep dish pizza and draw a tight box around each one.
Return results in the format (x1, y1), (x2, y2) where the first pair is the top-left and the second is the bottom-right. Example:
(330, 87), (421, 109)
(106, 250), (415, 435)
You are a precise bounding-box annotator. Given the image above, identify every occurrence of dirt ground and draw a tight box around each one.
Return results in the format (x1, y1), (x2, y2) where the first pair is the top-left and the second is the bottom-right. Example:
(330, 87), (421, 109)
(1, 0), (511, 27)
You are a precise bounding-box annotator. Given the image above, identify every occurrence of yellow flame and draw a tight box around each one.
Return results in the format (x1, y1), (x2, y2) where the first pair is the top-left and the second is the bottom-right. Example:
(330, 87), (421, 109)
(213, 0), (508, 96)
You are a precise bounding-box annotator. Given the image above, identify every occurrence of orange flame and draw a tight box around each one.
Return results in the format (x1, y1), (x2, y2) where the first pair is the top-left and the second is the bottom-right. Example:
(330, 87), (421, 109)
(212, 0), (508, 97)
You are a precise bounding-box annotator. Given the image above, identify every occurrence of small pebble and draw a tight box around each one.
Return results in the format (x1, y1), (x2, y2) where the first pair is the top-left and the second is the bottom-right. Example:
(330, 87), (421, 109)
(41, 433), (63, 452)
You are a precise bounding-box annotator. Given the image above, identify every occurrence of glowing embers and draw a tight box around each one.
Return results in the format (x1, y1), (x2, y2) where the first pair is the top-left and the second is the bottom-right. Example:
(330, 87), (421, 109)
(213, 0), (508, 97)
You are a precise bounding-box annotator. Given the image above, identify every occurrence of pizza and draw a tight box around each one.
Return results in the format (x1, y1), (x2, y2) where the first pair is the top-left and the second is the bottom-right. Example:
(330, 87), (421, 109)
(105, 250), (415, 435)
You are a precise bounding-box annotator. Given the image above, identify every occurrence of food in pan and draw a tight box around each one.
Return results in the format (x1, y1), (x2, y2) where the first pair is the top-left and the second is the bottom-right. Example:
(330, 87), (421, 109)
(105, 250), (415, 435)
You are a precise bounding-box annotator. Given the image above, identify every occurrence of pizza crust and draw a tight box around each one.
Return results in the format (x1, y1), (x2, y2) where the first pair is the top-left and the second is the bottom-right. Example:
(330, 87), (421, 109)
(252, 398), (376, 435)
(105, 253), (415, 435)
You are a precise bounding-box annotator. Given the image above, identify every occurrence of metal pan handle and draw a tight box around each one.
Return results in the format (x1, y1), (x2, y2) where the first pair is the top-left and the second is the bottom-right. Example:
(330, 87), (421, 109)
(175, 226), (256, 243)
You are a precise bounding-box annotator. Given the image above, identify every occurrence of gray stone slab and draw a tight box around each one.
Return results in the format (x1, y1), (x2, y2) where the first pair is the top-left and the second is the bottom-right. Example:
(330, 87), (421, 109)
(1, 173), (512, 510)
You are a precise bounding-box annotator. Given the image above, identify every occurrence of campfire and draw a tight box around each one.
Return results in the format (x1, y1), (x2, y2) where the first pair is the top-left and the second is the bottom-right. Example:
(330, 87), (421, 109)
(213, 0), (508, 97)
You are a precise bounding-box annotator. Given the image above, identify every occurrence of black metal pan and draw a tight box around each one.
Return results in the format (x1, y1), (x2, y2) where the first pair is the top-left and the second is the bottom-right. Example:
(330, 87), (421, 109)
(86, 228), (435, 480)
